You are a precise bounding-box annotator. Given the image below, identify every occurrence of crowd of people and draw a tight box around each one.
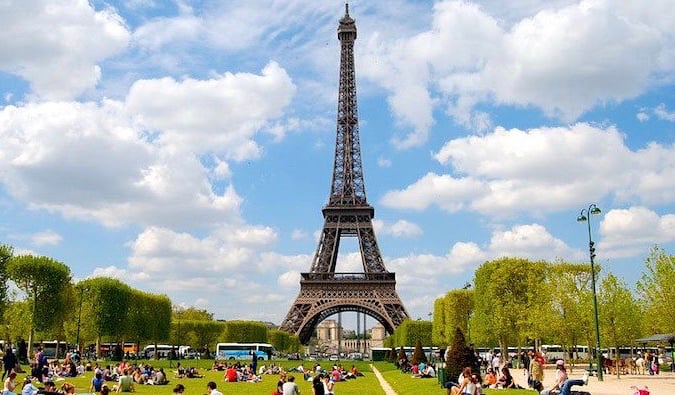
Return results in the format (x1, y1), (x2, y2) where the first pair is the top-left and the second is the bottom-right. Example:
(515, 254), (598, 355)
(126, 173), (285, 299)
(439, 347), (591, 395)
(2, 343), (364, 395)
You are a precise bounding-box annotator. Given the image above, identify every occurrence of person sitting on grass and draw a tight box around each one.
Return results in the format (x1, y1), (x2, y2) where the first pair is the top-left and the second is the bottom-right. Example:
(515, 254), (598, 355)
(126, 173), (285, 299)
(497, 366), (523, 389)
(90, 372), (105, 393)
(36, 380), (58, 395)
(60, 382), (75, 394)
(172, 383), (185, 394)
(21, 376), (39, 395)
(224, 365), (238, 382)
(281, 376), (300, 395)
(112, 368), (135, 393)
(3, 371), (17, 395)
(206, 381), (222, 395)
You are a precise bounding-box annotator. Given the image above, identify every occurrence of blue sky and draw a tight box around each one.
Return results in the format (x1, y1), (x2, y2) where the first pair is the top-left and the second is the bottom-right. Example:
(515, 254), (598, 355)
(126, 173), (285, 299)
(1, 0), (674, 332)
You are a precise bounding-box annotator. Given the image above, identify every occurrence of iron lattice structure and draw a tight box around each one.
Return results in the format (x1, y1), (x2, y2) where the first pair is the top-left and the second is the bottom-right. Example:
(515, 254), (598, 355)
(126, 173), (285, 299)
(280, 5), (409, 344)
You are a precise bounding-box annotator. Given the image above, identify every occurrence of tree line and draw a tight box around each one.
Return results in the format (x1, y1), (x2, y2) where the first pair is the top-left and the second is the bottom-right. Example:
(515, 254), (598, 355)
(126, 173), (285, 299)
(431, 246), (673, 362)
(384, 246), (673, 368)
(0, 245), (300, 359)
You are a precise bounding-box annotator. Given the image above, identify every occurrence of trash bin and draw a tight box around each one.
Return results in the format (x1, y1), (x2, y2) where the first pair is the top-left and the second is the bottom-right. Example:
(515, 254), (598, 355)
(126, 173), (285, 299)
(436, 363), (446, 388)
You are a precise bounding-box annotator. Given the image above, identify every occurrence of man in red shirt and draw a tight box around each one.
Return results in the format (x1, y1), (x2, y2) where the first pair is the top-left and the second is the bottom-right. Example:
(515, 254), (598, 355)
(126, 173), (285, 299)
(224, 365), (238, 382)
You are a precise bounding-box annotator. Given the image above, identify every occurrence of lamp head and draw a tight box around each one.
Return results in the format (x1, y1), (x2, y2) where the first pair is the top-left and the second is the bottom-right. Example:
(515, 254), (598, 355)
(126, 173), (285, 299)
(590, 205), (601, 215)
(577, 214), (587, 222)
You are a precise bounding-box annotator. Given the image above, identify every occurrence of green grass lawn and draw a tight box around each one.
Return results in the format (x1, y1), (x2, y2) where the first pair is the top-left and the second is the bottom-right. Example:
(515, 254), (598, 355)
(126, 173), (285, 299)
(30, 359), (536, 395)
(373, 362), (537, 395)
(38, 359), (385, 395)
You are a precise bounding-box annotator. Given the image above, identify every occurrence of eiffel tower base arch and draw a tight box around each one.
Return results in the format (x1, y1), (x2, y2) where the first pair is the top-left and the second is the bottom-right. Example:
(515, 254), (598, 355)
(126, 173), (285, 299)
(280, 274), (408, 344)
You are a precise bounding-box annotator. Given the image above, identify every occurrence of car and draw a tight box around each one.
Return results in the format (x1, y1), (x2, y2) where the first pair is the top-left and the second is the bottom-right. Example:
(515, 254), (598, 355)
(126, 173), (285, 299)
(329, 354), (339, 361)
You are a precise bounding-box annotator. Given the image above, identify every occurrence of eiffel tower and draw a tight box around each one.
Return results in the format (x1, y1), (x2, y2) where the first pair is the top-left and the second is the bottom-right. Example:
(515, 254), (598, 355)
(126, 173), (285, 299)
(280, 4), (409, 344)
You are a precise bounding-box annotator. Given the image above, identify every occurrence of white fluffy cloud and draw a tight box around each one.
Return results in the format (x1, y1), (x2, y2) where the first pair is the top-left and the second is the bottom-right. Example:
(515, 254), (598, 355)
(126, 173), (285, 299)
(361, 0), (675, 145)
(600, 207), (675, 258)
(0, 0), (129, 99)
(382, 123), (675, 216)
(30, 230), (63, 246)
(388, 223), (573, 277)
(0, 62), (295, 228)
(128, 225), (278, 276)
(126, 62), (295, 160)
(373, 219), (423, 238)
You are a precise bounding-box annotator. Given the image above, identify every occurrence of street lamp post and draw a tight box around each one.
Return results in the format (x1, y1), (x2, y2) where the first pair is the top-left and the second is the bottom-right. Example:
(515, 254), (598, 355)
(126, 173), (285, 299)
(577, 204), (603, 381)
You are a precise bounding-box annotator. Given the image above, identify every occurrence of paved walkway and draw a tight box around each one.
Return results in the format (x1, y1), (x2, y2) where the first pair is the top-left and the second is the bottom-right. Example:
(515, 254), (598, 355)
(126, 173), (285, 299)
(517, 367), (675, 395)
(370, 364), (398, 395)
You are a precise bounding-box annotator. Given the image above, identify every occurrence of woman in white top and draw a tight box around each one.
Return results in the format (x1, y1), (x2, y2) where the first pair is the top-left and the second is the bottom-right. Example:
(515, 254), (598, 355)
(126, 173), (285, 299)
(2, 372), (17, 395)
(323, 374), (335, 395)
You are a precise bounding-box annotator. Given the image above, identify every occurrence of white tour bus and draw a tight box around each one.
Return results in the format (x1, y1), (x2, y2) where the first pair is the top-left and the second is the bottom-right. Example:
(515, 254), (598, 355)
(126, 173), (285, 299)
(215, 343), (273, 361)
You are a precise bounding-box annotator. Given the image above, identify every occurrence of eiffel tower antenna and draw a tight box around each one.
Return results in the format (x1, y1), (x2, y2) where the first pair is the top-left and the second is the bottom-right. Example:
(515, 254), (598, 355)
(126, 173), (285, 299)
(280, 5), (409, 344)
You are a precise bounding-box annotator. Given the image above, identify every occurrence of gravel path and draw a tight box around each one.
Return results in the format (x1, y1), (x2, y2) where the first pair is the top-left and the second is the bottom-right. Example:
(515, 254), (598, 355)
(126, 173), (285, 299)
(370, 364), (399, 395)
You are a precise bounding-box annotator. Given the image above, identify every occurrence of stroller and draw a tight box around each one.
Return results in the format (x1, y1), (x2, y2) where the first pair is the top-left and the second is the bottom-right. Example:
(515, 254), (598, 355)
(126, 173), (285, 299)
(631, 385), (650, 395)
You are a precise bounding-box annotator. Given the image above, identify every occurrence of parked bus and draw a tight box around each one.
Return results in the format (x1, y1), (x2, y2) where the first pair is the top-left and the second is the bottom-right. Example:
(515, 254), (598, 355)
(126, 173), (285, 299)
(144, 344), (176, 359)
(542, 345), (590, 362)
(215, 343), (273, 361)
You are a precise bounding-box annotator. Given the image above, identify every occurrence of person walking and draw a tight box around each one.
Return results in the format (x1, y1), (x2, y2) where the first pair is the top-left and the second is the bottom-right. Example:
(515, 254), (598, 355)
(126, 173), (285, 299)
(2, 348), (17, 381)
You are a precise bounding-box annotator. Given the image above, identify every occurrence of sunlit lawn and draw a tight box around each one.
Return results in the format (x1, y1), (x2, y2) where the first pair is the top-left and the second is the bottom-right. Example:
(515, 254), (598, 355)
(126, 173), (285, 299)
(374, 362), (538, 395)
(33, 359), (536, 395)
(45, 359), (385, 395)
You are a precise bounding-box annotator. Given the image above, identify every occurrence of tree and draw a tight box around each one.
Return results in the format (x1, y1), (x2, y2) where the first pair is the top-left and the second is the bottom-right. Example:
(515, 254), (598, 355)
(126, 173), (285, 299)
(2, 300), (31, 344)
(547, 262), (595, 361)
(77, 277), (133, 357)
(222, 321), (268, 343)
(173, 307), (213, 321)
(389, 319), (432, 347)
(411, 339), (427, 365)
(637, 246), (675, 334)
(434, 289), (474, 345)
(473, 257), (548, 355)
(7, 254), (71, 357)
(0, 245), (12, 330)
(445, 328), (477, 384)
(432, 297), (446, 346)
(600, 273), (643, 378)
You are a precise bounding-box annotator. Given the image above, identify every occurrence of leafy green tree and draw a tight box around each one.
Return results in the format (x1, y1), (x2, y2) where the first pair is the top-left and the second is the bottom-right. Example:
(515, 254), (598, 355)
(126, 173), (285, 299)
(173, 306), (213, 321)
(288, 335), (301, 354)
(7, 255), (71, 357)
(473, 257), (548, 355)
(268, 329), (290, 353)
(600, 273), (643, 377)
(77, 277), (132, 357)
(0, 245), (12, 329)
(432, 297), (446, 346)
(547, 262), (595, 359)
(2, 300), (31, 344)
(433, 289), (474, 345)
(222, 320), (268, 343)
(389, 319), (432, 347)
(637, 246), (675, 334)
(147, 294), (172, 351)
